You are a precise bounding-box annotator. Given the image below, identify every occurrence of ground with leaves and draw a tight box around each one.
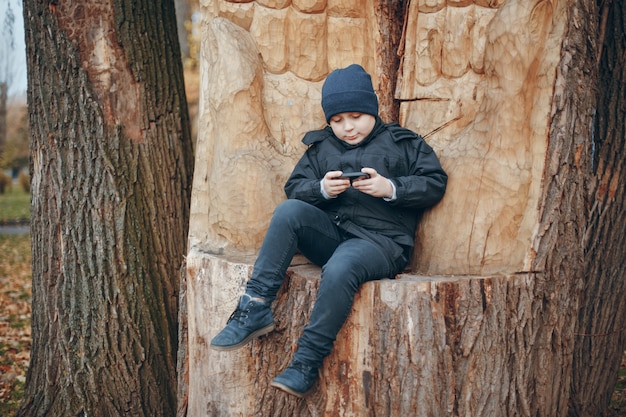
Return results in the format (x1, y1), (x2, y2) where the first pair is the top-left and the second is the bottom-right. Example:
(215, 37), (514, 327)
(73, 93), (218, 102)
(609, 353), (626, 416)
(0, 233), (31, 416)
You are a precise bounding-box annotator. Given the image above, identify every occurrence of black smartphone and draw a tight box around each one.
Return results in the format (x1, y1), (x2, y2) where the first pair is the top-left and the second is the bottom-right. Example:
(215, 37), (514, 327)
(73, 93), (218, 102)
(339, 172), (370, 181)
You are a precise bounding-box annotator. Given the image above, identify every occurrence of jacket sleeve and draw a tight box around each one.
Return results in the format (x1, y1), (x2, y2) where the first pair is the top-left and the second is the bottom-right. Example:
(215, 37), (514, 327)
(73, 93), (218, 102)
(388, 131), (448, 209)
(283, 131), (331, 206)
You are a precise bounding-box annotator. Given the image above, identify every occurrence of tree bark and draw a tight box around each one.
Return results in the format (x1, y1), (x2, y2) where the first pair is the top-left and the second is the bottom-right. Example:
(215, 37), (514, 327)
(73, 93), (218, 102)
(568, 1), (626, 415)
(18, 1), (193, 416)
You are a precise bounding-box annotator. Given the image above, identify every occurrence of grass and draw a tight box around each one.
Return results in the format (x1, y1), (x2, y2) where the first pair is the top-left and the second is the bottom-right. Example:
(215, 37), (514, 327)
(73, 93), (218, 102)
(0, 183), (30, 224)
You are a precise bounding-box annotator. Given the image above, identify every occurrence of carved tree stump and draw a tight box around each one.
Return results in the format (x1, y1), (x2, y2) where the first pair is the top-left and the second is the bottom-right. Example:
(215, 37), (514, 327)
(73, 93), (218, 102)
(179, 1), (625, 416)
(184, 252), (578, 416)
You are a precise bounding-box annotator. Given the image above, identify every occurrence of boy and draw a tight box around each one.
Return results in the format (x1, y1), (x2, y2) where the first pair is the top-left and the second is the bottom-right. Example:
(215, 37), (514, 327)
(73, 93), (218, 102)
(210, 64), (447, 397)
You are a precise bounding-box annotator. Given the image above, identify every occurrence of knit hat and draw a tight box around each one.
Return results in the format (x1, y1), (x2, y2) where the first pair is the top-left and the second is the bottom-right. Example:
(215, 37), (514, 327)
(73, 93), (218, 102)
(321, 64), (379, 123)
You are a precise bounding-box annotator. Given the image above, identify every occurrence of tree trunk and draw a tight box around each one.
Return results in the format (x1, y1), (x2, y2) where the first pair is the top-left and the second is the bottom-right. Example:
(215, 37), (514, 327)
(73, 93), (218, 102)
(569, 1), (626, 415)
(18, 1), (194, 416)
(182, 0), (625, 416)
(0, 82), (6, 152)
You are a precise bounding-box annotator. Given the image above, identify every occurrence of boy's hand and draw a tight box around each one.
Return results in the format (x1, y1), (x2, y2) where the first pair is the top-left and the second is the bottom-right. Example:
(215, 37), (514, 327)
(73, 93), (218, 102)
(323, 171), (351, 197)
(352, 168), (394, 198)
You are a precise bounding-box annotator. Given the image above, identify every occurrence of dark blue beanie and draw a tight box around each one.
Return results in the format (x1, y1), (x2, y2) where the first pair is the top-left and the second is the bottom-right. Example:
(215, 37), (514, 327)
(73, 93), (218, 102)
(321, 64), (379, 123)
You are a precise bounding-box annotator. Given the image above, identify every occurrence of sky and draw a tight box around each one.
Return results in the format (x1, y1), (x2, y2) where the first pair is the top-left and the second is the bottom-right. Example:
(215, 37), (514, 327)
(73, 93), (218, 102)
(0, 0), (27, 97)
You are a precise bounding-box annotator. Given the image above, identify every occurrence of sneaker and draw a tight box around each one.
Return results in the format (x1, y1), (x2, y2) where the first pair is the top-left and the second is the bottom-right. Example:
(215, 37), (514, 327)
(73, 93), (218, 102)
(210, 294), (275, 351)
(270, 360), (318, 398)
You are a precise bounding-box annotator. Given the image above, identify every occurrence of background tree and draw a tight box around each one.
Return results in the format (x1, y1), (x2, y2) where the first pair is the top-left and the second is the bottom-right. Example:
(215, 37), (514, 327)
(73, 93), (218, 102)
(17, 0), (194, 416)
(175, 0), (192, 61)
(0, 1), (16, 153)
(0, 97), (29, 179)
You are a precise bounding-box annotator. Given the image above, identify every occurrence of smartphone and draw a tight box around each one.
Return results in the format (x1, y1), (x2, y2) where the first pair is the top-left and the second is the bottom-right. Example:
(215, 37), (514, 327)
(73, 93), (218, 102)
(339, 172), (370, 182)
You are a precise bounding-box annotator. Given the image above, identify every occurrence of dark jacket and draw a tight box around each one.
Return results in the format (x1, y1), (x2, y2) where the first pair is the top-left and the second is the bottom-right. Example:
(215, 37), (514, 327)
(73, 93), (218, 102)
(284, 118), (447, 262)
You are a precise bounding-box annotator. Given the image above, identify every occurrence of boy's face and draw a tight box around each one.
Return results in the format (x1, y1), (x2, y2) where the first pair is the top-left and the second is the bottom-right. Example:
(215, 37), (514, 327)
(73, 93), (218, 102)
(329, 112), (376, 145)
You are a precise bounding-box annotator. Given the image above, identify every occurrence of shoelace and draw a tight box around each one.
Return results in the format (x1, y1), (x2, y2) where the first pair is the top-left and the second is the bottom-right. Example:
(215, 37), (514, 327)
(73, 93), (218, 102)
(226, 307), (249, 324)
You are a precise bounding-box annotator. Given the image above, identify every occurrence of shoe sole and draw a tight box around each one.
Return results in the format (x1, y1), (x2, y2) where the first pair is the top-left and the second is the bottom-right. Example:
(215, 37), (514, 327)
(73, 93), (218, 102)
(270, 380), (305, 398)
(210, 322), (276, 351)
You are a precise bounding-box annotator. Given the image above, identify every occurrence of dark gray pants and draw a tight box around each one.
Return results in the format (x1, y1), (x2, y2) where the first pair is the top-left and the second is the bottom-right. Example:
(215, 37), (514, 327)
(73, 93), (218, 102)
(246, 199), (406, 368)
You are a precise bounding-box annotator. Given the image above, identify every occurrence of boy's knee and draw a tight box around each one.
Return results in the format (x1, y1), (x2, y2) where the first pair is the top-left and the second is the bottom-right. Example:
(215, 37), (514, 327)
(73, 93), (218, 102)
(274, 199), (307, 216)
(321, 263), (360, 288)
